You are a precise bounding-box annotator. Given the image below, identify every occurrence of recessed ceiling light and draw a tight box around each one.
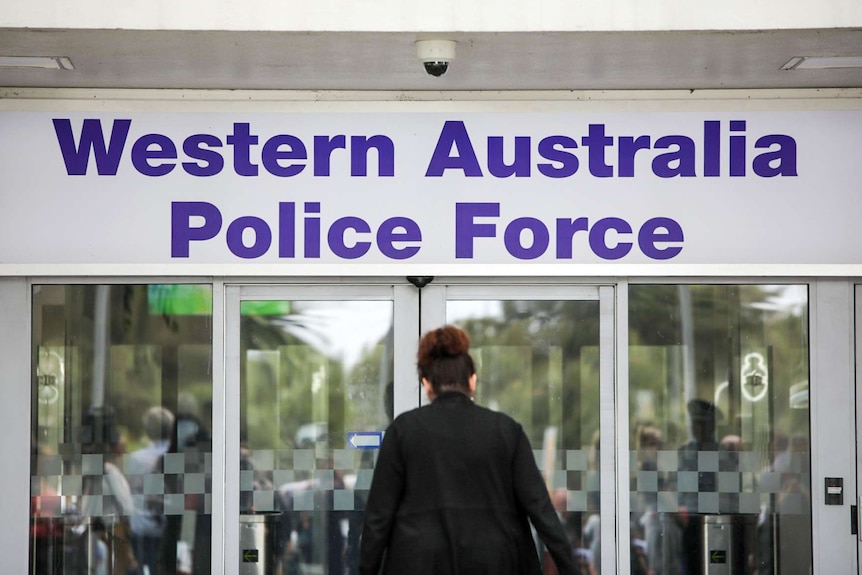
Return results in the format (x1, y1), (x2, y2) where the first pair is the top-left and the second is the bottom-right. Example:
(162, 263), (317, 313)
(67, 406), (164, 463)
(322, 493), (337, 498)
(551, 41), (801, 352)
(782, 56), (862, 70)
(0, 56), (74, 70)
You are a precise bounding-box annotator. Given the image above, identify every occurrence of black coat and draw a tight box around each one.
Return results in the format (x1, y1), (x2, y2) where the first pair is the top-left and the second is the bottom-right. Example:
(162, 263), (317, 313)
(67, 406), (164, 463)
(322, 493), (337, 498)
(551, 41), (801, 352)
(359, 391), (577, 575)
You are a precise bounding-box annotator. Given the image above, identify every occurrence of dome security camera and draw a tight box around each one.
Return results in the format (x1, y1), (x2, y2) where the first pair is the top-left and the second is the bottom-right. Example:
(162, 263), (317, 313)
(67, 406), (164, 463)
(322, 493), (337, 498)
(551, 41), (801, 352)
(415, 40), (457, 77)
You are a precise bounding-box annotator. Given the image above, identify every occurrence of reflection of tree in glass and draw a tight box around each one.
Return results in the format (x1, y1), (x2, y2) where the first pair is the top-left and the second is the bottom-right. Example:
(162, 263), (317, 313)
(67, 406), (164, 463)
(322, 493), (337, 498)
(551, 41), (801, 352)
(51, 285), (215, 452)
(628, 285), (808, 456)
(240, 304), (394, 461)
(343, 326), (394, 432)
(240, 309), (347, 455)
(454, 300), (601, 452)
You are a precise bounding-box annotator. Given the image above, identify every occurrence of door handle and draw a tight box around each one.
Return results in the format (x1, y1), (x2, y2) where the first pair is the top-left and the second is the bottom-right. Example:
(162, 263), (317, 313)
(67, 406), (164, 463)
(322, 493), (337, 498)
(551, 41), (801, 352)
(857, 497), (862, 540)
(852, 503), (858, 537)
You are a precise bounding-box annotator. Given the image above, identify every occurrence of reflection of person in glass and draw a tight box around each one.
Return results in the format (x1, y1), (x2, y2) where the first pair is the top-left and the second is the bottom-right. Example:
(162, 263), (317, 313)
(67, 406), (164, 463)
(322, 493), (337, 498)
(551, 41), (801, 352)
(30, 438), (64, 575)
(359, 325), (577, 575)
(157, 412), (212, 575)
(127, 406), (175, 575)
(676, 399), (720, 575)
(635, 426), (670, 575)
(756, 433), (811, 575)
(80, 407), (140, 575)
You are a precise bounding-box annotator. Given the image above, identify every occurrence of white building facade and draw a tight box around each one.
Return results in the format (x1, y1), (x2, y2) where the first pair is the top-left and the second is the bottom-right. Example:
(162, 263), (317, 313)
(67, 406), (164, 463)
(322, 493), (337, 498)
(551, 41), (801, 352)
(2, 2), (862, 574)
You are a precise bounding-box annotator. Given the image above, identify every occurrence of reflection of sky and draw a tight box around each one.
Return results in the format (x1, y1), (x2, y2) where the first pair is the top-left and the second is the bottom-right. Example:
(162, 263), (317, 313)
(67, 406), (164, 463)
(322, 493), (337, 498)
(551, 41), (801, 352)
(749, 285), (808, 313)
(280, 289), (805, 369)
(421, 291), (806, 323)
(281, 300), (503, 370)
(447, 300), (503, 323)
(291, 301), (393, 368)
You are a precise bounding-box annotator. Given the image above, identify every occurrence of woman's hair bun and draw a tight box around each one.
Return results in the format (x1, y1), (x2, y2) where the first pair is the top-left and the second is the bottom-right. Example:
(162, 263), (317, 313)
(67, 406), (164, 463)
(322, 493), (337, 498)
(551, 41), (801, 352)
(419, 325), (470, 362)
(416, 325), (476, 390)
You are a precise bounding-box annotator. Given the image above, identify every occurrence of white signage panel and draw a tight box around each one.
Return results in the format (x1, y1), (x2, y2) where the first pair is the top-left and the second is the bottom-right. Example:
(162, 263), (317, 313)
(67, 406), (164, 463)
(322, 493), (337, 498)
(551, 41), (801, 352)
(1, 110), (860, 270)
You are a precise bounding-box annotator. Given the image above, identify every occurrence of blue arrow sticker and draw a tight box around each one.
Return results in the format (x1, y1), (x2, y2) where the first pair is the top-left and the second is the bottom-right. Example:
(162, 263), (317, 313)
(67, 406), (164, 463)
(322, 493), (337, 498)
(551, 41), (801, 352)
(347, 431), (384, 449)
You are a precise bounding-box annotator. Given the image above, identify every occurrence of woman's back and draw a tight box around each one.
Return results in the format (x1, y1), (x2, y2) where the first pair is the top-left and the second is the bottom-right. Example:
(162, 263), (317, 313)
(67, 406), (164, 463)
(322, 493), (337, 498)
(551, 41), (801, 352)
(395, 391), (521, 513)
(359, 326), (576, 575)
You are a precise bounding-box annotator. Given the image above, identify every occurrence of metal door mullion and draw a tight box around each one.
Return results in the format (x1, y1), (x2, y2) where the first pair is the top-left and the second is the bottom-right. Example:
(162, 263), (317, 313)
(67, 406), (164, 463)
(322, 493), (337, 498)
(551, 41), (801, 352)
(393, 284), (421, 418)
(598, 284), (623, 574)
(211, 280), (228, 575)
(612, 283), (630, 575)
(417, 284), (447, 407)
(857, 285), (862, 553)
(223, 285), (242, 575)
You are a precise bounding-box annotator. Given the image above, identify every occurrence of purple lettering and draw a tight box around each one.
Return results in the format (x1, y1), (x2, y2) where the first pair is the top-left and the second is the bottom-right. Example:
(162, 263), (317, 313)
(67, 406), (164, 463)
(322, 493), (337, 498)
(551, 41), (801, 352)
(753, 135), (797, 177)
(53, 118), (131, 176)
(487, 136), (531, 177)
(589, 217), (633, 259)
(537, 136), (579, 178)
(350, 135), (395, 177)
(226, 216), (272, 258)
(313, 135), (346, 176)
(131, 133), (177, 177)
(182, 134), (224, 176)
(328, 216), (372, 259)
(555, 217), (590, 258)
(729, 120), (746, 177)
(455, 202), (499, 258)
(377, 217), (422, 259)
(652, 136), (696, 178)
(582, 124), (613, 177)
(278, 202), (296, 258)
(225, 122), (259, 176)
(618, 136), (651, 178)
(304, 202), (321, 258)
(171, 201), (223, 257)
(426, 121), (483, 177)
(638, 217), (684, 260)
(504, 217), (549, 259)
(262, 135), (306, 177)
(703, 120), (721, 177)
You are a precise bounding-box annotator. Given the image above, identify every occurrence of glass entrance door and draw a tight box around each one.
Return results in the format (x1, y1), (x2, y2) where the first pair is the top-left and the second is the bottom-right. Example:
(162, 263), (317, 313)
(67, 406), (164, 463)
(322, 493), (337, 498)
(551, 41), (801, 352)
(421, 283), (616, 574)
(224, 281), (615, 575)
(224, 284), (418, 575)
(626, 284), (813, 575)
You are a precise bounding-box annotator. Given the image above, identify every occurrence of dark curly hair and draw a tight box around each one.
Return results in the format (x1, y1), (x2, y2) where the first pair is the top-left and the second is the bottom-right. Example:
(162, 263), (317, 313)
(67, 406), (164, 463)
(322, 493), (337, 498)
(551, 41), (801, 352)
(417, 325), (476, 394)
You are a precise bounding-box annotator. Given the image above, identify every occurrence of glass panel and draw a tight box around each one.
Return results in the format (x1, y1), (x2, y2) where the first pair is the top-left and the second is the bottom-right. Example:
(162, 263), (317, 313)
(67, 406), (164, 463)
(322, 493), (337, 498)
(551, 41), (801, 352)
(628, 285), (810, 575)
(447, 299), (601, 574)
(30, 284), (214, 575)
(238, 300), (394, 575)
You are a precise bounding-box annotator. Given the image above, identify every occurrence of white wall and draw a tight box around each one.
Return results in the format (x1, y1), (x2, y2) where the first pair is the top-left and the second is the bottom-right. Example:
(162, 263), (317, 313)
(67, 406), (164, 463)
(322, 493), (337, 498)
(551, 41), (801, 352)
(0, 279), (30, 575)
(810, 281), (858, 574)
(2, 0), (862, 32)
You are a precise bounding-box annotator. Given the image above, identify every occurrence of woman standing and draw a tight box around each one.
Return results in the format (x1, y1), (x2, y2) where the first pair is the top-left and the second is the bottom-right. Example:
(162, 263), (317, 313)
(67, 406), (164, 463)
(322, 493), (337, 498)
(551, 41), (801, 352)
(359, 326), (577, 575)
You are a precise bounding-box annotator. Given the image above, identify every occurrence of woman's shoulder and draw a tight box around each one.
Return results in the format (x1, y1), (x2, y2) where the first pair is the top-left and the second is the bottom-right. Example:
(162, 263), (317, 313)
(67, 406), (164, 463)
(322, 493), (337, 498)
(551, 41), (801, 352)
(466, 403), (528, 441)
(469, 400), (519, 422)
(388, 398), (524, 434)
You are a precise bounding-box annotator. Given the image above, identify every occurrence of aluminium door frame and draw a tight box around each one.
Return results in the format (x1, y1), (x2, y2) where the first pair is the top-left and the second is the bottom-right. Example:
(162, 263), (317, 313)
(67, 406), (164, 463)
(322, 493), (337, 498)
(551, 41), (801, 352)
(222, 282), (419, 575)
